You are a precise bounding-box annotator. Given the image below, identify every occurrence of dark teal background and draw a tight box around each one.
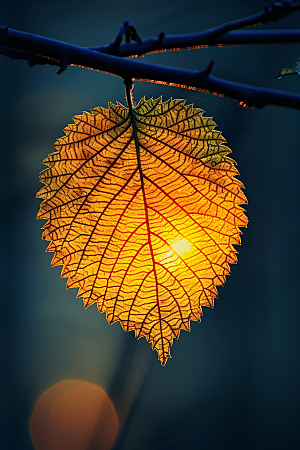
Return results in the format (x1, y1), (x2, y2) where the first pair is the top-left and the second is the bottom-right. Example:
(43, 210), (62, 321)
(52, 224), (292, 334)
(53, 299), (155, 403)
(1, 1), (300, 449)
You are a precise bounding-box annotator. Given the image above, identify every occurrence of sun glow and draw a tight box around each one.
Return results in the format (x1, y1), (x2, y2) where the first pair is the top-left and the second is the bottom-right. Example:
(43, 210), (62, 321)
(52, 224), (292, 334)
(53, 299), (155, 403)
(170, 238), (191, 255)
(160, 237), (192, 267)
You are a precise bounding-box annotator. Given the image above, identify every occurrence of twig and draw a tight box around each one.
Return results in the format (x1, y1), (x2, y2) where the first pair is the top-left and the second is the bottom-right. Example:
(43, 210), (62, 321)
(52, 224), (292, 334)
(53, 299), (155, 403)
(90, 1), (300, 57)
(1, 2), (300, 110)
(106, 20), (142, 55)
(92, 29), (300, 57)
(5, 30), (300, 66)
(1, 25), (300, 109)
(0, 44), (58, 66)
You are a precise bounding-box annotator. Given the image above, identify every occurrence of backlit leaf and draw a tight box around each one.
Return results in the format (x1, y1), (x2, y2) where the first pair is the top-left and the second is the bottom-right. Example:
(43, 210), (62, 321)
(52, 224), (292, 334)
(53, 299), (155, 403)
(37, 97), (247, 365)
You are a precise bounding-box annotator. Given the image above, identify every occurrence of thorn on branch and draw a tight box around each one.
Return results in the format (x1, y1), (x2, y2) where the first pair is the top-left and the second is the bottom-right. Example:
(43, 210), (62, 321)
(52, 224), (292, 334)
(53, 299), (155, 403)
(109, 20), (128, 55)
(124, 22), (142, 44)
(57, 57), (68, 74)
(0, 26), (8, 35)
(108, 20), (142, 55)
(198, 59), (215, 77)
(158, 32), (165, 44)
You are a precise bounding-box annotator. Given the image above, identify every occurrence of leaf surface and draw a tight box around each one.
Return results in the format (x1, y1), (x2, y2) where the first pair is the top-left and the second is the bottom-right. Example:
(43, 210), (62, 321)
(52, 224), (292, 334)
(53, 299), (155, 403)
(37, 97), (247, 365)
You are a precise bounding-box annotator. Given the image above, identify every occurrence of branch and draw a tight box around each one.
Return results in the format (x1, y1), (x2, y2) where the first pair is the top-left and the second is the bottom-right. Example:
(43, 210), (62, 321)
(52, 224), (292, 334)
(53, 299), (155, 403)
(91, 1), (300, 57)
(92, 29), (300, 58)
(1, 26), (300, 110)
(1, 2), (300, 110)
(0, 44), (58, 67)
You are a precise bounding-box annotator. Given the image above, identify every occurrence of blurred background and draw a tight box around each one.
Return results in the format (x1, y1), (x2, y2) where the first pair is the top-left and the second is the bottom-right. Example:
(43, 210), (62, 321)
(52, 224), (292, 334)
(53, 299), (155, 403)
(1, 1), (300, 449)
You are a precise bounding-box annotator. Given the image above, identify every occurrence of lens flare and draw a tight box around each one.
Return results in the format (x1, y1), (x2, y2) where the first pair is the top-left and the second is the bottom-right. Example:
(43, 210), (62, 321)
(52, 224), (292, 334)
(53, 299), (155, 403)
(29, 379), (118, 450)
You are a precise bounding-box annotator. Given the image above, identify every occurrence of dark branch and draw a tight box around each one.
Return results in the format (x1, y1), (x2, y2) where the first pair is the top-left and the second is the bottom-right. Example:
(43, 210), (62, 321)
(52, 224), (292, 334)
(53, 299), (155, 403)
(1, 2), (300, 110)
(91, 1), (300, 57)
(92, 29), (300, 58)
(1, 25), (299, 110)
(0, 44), (58, 66)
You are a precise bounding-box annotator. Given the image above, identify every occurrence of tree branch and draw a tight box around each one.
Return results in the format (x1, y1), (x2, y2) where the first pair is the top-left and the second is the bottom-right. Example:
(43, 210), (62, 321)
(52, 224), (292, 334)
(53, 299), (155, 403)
(0, 44), (59, 67)
(1, 1), (300, 110)
(92, 29), (300, 57)
(1, 25), (300, 110)
(91, 1), (300, 57)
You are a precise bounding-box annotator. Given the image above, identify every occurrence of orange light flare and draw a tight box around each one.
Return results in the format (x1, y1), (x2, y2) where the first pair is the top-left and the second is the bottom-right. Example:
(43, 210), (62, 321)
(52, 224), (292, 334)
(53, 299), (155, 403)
(29, 379), (119, 450)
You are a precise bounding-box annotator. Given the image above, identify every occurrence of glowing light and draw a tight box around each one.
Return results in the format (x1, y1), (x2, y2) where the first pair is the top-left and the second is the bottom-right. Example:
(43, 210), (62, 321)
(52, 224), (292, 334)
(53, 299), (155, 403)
(160, 237), (192, 268)
(30, 379), (119, 450)
(170, 238), (191, 255)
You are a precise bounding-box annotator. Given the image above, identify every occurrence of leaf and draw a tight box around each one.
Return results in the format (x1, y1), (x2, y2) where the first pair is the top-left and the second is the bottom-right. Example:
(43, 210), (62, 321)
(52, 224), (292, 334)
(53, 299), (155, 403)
(37, 97), (247, 365)
(276, 56), (300, 79)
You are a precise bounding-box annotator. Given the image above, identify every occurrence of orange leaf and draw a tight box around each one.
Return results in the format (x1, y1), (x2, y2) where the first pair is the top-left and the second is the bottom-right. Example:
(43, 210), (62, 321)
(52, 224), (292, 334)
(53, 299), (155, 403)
(37, 97), (247, 365)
